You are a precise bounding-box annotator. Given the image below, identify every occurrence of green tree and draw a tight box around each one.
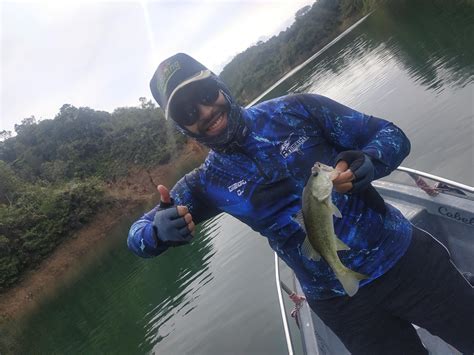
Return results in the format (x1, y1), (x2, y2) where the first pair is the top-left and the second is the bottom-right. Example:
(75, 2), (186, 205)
(0, 161), (21, 205)
(0, 130), (12, 142)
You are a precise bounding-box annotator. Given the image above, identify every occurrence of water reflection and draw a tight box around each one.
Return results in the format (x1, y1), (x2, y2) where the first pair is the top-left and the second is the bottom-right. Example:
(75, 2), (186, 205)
(16, 214), (219, 354)
(281, 0), (473, 98)
(129, 216), (220, 353)
(368, 0), (474, 91)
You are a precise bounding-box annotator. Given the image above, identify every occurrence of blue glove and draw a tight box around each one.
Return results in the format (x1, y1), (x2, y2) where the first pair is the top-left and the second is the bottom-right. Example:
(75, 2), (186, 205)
(153, 199), (193, 247)
(335, 150), (375, 193)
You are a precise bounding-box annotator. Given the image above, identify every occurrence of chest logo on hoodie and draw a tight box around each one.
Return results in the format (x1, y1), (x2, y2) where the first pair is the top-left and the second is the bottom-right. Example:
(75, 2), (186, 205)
(280, 133), (309, 158)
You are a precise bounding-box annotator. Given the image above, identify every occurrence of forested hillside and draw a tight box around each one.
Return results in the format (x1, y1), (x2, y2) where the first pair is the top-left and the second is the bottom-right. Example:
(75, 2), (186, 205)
(0, 99), (186, 290)
(1, 99), (185, 183)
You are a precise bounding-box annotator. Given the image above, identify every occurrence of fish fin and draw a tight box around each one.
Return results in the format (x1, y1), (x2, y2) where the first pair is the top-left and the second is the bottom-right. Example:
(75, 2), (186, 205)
(294, 209), (304, 225)
(337, 268), (369, 297)
(335, 237), (351, 251)
(301, 237), (321, 261)
(317, 192), (331, 202)
(325, 199), (342, 218)
(294, 210), (307, 233)
(329, 170), (340, 181)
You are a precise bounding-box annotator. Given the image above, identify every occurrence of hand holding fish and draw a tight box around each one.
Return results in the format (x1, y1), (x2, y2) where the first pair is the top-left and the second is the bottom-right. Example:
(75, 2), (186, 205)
(332, 160), (354, 193)
(333, 150), (375, 193)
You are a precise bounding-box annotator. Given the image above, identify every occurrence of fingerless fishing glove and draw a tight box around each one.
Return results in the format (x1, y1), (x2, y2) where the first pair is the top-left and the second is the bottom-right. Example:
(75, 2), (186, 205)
(335, 150), (375, 193)
(153, 199), (193, 247)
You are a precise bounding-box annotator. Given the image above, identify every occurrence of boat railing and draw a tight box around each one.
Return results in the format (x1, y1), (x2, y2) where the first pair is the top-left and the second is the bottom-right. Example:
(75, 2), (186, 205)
(275, 253), (295, 355)
(394, 167), (474, 195)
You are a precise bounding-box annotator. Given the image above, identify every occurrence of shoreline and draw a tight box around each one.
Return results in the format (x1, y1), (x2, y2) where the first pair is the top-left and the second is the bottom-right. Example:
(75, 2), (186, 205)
(0, 141), (208, 324)
(0, 199), (146, 323)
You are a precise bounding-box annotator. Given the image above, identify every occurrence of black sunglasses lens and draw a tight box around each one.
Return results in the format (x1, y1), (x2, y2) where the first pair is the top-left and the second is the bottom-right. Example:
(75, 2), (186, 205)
(197, 81), (219, 105)
(170, 79), (220, 126)
(172, 103), (199, 126)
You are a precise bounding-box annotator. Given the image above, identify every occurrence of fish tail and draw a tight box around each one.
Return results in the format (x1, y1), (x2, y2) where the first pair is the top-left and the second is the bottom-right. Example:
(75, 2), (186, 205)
(337, 268), (368, 297)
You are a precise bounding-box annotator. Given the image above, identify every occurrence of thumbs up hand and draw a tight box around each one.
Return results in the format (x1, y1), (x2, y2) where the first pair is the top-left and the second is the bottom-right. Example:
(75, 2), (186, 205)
(153, 185), (195, 247)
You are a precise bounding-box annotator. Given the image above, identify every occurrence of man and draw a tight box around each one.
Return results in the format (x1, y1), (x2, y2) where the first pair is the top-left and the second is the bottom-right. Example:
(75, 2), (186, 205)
(128, 53), (473, 354)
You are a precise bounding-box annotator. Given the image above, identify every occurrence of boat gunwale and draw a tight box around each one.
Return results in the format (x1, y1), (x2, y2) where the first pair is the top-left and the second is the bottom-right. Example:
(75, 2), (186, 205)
(395, 167), (474, 194)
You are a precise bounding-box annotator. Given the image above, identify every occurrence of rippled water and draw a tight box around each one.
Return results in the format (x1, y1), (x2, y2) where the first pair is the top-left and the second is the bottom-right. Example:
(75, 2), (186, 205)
(8, 1), (473, 354)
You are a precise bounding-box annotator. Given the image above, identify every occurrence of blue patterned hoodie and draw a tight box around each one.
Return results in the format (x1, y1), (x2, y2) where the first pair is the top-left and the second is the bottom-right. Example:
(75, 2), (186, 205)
(128, 93), (412, 300)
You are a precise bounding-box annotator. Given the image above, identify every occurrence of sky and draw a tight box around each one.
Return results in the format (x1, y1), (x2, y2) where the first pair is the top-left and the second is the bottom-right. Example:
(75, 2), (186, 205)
(0, 0), (314, 133)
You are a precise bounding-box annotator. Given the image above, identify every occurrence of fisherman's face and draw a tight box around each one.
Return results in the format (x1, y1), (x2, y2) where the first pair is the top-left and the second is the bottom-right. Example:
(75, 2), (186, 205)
(183, 90), (229, 136)
(169, 78), (229, 137)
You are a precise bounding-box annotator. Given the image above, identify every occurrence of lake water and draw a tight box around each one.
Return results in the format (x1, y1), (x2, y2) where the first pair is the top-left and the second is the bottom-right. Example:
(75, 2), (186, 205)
(6, 1), (473, 354)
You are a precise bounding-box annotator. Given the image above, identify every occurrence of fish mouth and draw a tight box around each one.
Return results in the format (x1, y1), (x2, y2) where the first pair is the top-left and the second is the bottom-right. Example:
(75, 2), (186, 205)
(312, 162), (338, 178)
(312, 162), (329, 174)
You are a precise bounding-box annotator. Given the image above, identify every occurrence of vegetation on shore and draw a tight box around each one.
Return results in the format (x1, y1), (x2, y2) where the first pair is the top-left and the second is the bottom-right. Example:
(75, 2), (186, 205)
(0, 100), (186, 290)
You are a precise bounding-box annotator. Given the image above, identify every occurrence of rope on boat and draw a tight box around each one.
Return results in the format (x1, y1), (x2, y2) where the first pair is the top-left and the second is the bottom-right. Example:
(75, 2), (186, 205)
(407, 171), (470, 198)
(280, 280), (306, 328)
(407, 172), (439, 196)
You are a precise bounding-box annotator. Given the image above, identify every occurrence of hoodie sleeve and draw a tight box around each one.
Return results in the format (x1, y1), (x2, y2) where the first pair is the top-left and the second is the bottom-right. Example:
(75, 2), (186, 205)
(296, 93), (411, 179)
(127, 169), (221, 258)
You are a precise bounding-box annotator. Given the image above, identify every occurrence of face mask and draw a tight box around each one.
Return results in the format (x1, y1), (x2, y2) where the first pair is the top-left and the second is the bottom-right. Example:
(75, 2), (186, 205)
(173, 77), (248, 151)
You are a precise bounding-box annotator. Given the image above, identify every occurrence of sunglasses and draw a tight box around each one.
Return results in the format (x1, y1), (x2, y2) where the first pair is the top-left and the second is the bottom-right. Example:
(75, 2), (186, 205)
(169, 78), (221, 126)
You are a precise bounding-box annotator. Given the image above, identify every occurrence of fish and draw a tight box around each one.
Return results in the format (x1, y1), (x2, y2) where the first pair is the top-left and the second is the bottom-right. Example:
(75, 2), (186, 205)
(299, 162), (368, 297)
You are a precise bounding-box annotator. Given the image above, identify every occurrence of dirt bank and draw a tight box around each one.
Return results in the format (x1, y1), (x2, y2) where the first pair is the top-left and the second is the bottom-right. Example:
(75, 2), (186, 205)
(0, 141), (208, 323)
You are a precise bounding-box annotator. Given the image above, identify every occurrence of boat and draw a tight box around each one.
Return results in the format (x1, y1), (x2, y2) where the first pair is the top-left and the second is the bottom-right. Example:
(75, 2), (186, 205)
(275, 167), (474, 355)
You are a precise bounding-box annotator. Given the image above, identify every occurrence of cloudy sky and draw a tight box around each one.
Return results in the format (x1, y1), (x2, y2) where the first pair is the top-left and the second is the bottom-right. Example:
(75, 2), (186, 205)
(1, 0), (313, 133)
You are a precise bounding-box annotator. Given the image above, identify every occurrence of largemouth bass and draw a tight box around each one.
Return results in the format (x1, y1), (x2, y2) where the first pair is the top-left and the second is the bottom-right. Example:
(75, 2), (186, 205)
(300, 162), (368, 297)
